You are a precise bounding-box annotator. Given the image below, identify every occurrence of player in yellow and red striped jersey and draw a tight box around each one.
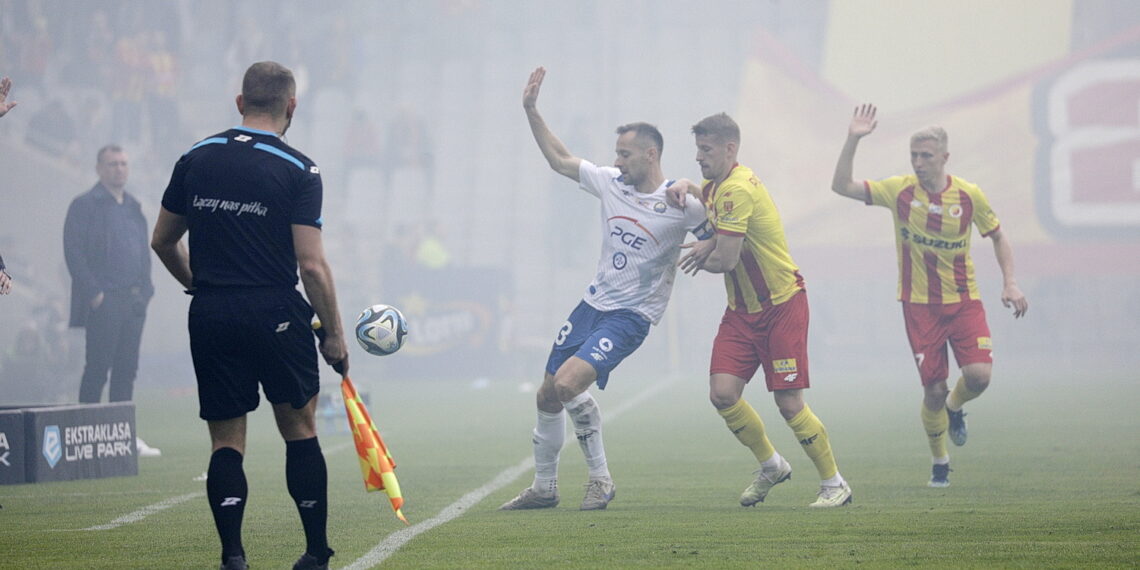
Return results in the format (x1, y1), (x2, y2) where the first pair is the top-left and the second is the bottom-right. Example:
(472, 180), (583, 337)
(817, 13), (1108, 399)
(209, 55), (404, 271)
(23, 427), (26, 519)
(832, 104), (1029, 488)
(671, 113), (852, 509)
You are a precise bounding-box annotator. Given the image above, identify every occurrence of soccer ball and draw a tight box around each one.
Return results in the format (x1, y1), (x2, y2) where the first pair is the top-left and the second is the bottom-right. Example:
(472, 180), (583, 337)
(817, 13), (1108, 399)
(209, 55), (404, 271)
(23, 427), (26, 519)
(355, 304), (409, 356)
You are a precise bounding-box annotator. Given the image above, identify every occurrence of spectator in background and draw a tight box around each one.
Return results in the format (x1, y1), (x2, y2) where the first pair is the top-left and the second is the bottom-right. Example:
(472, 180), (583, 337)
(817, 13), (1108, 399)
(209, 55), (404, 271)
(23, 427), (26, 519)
(63, 144), (160, 457)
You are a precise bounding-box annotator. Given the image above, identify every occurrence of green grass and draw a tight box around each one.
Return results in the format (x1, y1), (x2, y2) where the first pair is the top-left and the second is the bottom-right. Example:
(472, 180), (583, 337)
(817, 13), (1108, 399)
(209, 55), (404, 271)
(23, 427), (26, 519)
(1, 370), (1137, 569)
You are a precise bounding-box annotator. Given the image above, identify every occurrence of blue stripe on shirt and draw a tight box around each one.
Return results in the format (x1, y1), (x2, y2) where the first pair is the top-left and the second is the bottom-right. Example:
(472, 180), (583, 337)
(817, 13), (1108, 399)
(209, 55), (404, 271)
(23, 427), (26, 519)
(253, 142), (305, 170)
(233, 125), (279, 137)
(187, 137), (227, 153)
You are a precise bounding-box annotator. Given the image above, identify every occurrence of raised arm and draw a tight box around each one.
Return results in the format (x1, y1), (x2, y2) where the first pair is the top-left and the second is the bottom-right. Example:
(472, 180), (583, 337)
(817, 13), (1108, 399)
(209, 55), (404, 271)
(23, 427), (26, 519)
(831, 103), (878, 201)
(293, 224), (349, 373)
(0, 254), (10, 294)
(523, 67), (581, 181)
(988, 228), (1028, 318)
(0, 77), (17, 118)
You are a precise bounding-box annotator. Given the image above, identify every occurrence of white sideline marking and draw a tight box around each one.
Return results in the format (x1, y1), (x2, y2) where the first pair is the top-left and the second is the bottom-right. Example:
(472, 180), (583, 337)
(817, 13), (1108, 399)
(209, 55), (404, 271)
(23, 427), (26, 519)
(343, 378), (674, 569)
(1, 490), (187, 499)
(68, 441), (351, 532)
(84, 491), (205, 531)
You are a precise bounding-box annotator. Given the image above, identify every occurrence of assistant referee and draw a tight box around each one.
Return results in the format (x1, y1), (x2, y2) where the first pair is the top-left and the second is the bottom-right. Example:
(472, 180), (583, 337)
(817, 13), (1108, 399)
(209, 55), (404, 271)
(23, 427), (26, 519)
(152, 61), (348, 570)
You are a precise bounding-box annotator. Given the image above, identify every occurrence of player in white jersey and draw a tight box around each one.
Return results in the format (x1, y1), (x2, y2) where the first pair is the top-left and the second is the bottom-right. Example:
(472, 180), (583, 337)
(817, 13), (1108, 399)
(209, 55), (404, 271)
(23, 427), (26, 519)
(501, 67), (709, 511)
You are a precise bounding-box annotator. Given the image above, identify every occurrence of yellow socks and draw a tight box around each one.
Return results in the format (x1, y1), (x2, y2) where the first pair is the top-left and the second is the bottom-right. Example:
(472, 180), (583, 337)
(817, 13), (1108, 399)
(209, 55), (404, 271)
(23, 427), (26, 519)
(946, 376), (982, 411)
(718, 399), (776, 464)
(787, 404), (838, 480)
(920, 403), (949, 460)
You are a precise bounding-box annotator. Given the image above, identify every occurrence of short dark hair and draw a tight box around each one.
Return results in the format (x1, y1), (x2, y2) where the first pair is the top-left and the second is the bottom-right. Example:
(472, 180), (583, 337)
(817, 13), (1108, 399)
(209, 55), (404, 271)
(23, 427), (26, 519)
(691, 113), (740, 144)
(241, 61), (295, 117)
(615, 122), (664, 155)
(96, 144), (124, 165)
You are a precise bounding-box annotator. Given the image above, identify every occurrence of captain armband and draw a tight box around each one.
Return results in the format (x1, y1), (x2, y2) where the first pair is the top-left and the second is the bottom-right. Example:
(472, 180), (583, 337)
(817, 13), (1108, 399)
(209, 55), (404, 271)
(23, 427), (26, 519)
(692, 220), (715, 241)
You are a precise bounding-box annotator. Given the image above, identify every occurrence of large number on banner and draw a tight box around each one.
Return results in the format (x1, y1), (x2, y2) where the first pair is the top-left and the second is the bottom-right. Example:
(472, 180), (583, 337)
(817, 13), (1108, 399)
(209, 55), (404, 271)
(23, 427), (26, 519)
(1045, 61), (1140, 232)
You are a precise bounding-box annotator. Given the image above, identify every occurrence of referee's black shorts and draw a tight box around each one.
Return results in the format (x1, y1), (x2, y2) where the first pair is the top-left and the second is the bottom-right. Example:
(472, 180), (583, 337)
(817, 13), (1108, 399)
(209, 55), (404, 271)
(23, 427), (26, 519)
(188, 287), (319, 421)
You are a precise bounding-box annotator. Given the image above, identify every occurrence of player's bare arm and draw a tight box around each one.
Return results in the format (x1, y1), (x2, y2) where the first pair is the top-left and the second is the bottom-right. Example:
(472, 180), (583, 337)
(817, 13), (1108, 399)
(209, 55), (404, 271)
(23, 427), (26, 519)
(151, 207), (194, 290)
(831, 103), (878, 201)
(0, 76), (17, 117)
(678, 236), (716, 276)
(666, 178), (702, 209)
(684, 233), (743, 275)
(294, 224), (350, 373)
(988, 228), (1028, 318)
(523, 66), (582, 181)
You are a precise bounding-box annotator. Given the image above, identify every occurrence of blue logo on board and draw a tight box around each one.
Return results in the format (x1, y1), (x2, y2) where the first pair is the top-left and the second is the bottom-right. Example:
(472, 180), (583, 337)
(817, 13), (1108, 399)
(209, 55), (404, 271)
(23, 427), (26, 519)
(42, 425), (61, 468)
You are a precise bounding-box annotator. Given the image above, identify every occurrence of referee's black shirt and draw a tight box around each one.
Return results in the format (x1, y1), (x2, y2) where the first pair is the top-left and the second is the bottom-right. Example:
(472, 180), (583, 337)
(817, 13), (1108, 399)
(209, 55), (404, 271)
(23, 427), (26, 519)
(161, 126), (323, 289)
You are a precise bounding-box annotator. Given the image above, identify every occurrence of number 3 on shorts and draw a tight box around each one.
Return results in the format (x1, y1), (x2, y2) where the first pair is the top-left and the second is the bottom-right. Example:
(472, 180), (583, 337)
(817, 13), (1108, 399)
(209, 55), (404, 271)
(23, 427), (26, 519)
(555, 321), (573, 345)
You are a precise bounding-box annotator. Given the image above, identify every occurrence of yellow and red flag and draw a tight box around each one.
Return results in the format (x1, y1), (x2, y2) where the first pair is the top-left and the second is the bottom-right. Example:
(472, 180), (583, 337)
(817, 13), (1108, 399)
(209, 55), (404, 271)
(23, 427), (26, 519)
(341, 376), (407, 524)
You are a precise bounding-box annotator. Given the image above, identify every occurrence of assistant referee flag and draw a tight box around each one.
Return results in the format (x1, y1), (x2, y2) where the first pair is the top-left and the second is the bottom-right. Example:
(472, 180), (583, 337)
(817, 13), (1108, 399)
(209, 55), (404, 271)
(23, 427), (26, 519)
(341, 375), (407, 525)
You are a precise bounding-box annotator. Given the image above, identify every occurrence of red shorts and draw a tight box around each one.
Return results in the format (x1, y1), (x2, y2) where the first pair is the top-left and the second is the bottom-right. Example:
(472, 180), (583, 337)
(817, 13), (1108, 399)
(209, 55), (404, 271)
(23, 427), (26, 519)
(710, 290), (810, 391)
(902, 300), (993, 386)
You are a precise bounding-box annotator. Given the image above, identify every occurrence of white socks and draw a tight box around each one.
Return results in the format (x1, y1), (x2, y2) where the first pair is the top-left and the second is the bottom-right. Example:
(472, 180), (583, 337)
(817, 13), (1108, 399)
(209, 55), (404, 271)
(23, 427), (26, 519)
(760, 451), (784, 472)
(530, 391), (611, 494)
(532, 408), (565, 495)
(563, 391), (611, 480)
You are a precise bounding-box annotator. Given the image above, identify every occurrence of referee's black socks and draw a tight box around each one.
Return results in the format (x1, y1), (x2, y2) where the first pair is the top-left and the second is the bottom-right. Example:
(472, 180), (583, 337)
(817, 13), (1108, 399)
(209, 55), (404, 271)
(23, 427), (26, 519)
(286, 436), (332, 563)
(207, 447), (248, 561)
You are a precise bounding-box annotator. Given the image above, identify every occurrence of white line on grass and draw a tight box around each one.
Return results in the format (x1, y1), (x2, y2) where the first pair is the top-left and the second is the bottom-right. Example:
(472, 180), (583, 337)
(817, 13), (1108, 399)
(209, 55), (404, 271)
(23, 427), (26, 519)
(83, 491), (205, 531)
(0, 489), (193, 499)
(64, 438), (353, 533)
(343, 377), (675, 569)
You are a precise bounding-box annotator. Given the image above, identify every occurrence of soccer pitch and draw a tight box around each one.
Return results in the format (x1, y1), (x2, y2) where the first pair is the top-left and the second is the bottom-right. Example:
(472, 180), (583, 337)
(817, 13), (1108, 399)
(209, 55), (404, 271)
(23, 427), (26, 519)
(1, 369), (1136, 569)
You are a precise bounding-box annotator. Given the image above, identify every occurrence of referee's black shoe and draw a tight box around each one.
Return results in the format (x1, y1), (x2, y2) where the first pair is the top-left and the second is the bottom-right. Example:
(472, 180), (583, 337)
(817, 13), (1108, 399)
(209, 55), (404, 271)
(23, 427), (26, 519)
(220, 555), (247, 570)
(293, 549), (334, 570)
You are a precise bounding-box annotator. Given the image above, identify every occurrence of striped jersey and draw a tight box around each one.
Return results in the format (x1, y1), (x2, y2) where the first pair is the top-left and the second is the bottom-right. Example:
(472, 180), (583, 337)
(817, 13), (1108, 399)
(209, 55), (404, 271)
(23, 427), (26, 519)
(864, 174), (1001, 304)
(578, 160), (708, 325)
(702, 164), (804, 313)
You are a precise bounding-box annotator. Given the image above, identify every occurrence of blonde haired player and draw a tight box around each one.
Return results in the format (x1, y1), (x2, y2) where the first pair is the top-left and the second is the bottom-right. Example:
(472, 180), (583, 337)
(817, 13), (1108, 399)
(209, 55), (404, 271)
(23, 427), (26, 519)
(831, 104), (1028, 487)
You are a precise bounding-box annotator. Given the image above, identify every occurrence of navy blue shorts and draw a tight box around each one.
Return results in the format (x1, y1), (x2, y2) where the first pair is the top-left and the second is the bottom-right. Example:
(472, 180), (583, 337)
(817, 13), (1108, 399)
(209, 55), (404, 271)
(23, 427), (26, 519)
(188, 288), (319, 421)
(545, 300), (650, 389)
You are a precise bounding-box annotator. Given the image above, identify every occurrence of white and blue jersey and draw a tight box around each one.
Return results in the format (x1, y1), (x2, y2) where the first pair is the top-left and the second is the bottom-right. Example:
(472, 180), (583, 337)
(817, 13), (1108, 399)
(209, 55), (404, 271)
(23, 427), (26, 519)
(577, 160), (708, 325)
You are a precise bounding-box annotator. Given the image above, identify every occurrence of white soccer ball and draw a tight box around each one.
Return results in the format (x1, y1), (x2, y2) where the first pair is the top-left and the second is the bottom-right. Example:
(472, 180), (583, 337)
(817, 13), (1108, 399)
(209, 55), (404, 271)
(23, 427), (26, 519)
(354, 304), (409, 356)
